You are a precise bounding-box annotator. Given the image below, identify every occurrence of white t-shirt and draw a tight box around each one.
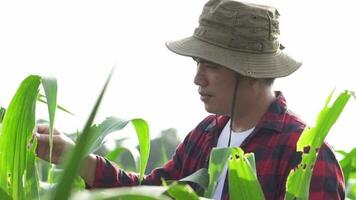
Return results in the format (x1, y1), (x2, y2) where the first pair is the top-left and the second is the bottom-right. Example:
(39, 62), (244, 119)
(213, 120), (254, 200)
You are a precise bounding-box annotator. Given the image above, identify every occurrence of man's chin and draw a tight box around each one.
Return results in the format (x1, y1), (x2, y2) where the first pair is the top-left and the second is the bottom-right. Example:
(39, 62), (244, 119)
(204, 106), (220, 115)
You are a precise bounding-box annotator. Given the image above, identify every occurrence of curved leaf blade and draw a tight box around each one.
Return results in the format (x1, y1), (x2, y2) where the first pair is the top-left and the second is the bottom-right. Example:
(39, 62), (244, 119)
(86, 117), (130, 155)
(166, 183), (199, 200)
(37, 94), (74, 116)
(69, 186), (171, 200)
(131, 118), (150, 184)
(179, 168), (209, 190)
(204, 147), (231, 198)
(41, 77), (58, 164)
(105, 146), (140, 171)
(52, 70), (113, 200)
(0, 75), (41, 200)
(285, 90), (352, 200)
(228, 147), (265, 200)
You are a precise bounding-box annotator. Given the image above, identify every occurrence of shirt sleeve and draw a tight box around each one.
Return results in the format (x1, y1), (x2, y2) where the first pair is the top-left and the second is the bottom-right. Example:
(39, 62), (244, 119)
(90, 144), (185, 188)
(88, 115), (217, 189)
(88, 130), (200, 188)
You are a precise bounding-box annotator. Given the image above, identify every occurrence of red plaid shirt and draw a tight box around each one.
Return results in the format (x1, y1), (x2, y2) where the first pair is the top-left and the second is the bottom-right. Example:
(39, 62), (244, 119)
(91, 92), (345, 200)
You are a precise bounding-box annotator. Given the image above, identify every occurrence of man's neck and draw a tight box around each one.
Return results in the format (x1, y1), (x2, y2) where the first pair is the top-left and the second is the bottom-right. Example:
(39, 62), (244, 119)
(231, 90), (276, 132)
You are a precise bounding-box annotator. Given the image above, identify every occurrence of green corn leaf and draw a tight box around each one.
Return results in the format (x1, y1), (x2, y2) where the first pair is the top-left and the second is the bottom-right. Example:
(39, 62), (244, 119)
(165, 182), (199, 200)
(52, 70), (113, 200)
(69, 186), (171, 200)
(105, 146), (140, 171)
(0, 188), (12, 200)
(85, 116), (150, 179)
(351, 91), (356, 100)
(338, 147), (356, 183)
(159, 140), (169, 165)
(204, 147), (231, 198)
(348, 181), (356, 199)
(131, 118), (150, 184)
(46, 166), (85, 192)
(297, 90), (351, 152)
(285, 90), (352, 200)
(105, 147), (127, 161)
(0, 75), (58, 200)
(0, 75), (41, 200)
(41, 77), (58, 164)
(0, 106), (4, 134)
(85, 117), (131, 155)
(228, 147), (265, 200)
(179, 168), (209, 190)
(245, 153), (257, 175)
(47, 165), (62, 184)
(336, 150), (348, 156)
(37, 94), (74, 116)
(23, 138), (40, 199)
(0, 106), (5, 124)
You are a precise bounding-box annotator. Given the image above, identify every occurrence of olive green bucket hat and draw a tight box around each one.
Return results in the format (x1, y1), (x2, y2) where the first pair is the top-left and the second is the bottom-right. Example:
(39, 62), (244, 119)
(166, 0), (302, 78)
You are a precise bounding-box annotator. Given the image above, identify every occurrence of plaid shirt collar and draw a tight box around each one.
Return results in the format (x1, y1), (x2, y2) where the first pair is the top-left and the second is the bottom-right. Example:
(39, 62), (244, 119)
(205, 91), (289, 141)
(255, 91), (288, 133)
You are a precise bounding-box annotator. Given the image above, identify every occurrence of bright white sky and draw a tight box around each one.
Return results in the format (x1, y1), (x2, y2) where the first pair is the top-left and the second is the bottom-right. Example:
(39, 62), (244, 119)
(0, 0), (355, 152)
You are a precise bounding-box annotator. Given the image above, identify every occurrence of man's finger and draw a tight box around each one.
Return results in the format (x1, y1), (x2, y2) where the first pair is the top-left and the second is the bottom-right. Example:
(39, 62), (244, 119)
(36, 124), (60, 135)
(35, 133), (50, 143)
(32, 126), (38, 134)
(36, 124), (49, 134)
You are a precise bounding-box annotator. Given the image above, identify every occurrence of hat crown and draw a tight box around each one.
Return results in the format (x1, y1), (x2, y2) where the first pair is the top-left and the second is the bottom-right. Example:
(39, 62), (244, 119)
(165, 0), (302, 79)
(195, 0), (281, 53)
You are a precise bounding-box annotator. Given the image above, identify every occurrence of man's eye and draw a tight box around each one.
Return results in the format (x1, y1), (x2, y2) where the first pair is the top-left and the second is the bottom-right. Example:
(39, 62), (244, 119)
(193, 57), (220, 69)
(203, 61), (220, 69)
(205, 63), (219, 69)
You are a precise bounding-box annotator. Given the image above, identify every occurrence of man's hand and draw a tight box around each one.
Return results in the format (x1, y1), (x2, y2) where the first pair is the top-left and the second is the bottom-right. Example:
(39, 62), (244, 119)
(34, 124), (97, 186)
(34, 124), (75, 164)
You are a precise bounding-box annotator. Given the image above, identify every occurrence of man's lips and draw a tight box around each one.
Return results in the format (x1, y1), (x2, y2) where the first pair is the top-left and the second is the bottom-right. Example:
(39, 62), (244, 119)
(199, 92), (213, 102)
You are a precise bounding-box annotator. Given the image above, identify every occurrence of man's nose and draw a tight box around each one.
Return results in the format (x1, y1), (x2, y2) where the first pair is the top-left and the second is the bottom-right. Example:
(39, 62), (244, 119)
(193, 65), (208, 87)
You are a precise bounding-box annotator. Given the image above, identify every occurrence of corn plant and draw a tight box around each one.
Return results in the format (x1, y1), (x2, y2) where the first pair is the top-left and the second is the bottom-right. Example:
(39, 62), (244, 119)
(205, 148), (231, 198)
(73, 116), (150, 181)
(49, 70), (114, 200)
(0, 75), (57, 200)
(285, 90), (352, 200)
(176, 147), (264, 200)
(105, 129), (179, 174)
(228, 147), (265, 200)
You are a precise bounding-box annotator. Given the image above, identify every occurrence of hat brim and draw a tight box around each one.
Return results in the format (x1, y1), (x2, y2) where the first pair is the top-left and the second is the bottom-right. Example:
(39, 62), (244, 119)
(166, 36), (302, 78)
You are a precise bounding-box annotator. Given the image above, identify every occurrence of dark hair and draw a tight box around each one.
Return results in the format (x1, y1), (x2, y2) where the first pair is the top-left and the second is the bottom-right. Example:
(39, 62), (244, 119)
(261, 78), (275, 86)
(235, 72), (275, 87)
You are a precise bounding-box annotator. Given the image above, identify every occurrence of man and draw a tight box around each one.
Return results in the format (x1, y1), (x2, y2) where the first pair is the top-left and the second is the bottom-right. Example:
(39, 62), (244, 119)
(36, 0), (345, 199)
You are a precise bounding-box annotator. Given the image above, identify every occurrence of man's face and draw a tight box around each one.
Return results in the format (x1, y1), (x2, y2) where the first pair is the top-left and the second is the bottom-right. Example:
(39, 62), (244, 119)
(193, 58), (238, 115)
